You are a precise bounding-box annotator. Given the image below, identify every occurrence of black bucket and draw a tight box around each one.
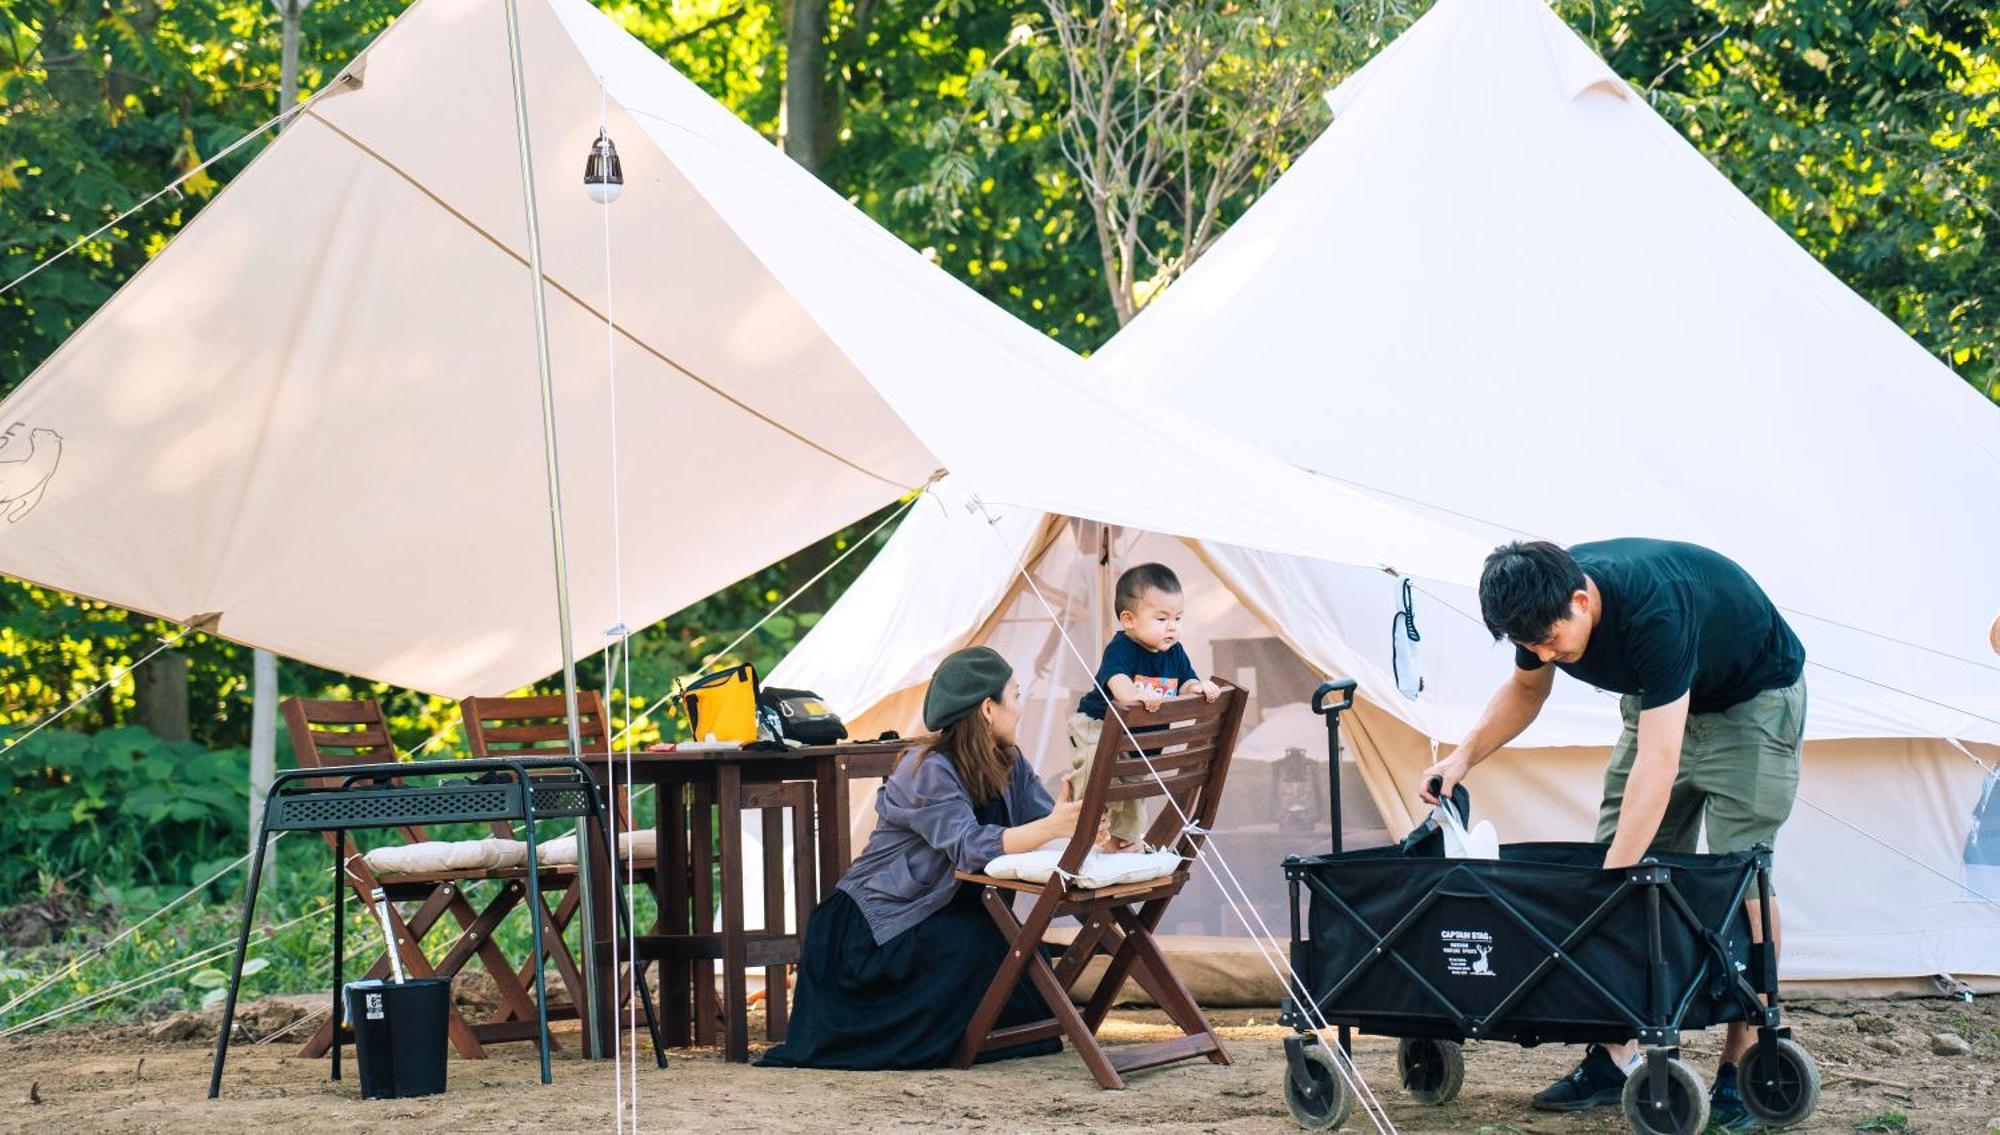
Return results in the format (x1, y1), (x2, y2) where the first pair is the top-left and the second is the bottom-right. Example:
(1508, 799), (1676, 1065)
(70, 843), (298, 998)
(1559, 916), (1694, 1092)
(344, 977), (450, 1099)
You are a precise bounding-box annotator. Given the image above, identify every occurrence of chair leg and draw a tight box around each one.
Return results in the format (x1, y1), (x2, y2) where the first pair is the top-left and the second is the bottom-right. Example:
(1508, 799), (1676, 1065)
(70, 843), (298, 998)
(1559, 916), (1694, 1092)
(206, 825), (273, 1098)
(1052, 914), (1113, 991)
(301, 885), (483, 1060)
(965, 887), (1124, 1090)
(1115, 906), (1229, 1066)
(441, 883), (553, 1048)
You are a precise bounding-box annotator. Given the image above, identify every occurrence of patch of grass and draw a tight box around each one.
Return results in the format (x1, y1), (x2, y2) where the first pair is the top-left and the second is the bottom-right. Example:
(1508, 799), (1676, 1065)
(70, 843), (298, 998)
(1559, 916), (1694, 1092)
(1855, 1111), (1911, 1132)
(0, 824), (655, 1036)
(1948, 1008), (2000, 1046)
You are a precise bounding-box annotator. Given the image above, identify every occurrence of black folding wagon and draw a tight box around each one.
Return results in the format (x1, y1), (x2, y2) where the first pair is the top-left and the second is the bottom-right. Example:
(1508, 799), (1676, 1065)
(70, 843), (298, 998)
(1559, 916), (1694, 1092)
(1279, 683), (1819, 1134)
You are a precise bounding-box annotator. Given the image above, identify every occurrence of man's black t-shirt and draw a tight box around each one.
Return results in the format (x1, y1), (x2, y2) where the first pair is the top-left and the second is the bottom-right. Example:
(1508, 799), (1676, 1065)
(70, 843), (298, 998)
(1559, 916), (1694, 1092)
(1513, 538), (1804, 713)
(1077, 632), (1199, 720)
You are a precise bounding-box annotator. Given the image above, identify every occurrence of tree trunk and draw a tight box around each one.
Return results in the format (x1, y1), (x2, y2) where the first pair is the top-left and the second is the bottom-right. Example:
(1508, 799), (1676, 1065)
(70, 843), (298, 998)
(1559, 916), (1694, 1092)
(782, 0), (830, 173)
(132, 649), (192, 742)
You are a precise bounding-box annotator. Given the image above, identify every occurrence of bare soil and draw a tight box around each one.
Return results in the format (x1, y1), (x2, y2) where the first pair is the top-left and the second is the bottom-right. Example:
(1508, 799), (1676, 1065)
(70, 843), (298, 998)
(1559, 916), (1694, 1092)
(1, 995), (1994, 1133)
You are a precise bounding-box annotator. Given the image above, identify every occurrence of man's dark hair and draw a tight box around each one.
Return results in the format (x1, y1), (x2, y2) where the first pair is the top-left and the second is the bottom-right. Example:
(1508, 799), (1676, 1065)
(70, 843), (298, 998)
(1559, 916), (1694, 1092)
(1115, 562), (1182, 615)
(1478, 541), (1586, 643)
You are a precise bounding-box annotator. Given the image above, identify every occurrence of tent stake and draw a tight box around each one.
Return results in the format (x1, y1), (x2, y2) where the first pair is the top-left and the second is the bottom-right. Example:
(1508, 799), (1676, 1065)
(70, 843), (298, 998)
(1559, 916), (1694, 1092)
(503, 0), (600, 1061)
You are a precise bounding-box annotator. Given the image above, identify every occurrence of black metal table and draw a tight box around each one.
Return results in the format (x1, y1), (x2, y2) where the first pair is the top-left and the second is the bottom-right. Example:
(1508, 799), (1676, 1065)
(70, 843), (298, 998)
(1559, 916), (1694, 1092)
(207, 756), (660, 1097)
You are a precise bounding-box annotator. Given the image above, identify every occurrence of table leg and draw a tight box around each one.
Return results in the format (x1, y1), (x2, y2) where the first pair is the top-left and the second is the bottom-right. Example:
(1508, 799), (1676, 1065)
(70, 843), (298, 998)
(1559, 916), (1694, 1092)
(717, 764), (749, 1063)
(815, 756), (844, 900)
(660, 779), (691, 1048)
(760, 805), (787, 1041)
(584, 767), (619, 1058)
(691, 780), (719, 1047)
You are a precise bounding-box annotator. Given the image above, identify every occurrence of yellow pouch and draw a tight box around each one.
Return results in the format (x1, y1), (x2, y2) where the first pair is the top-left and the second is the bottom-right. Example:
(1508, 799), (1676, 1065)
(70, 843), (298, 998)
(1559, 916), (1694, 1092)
(681, 663), (760, 743)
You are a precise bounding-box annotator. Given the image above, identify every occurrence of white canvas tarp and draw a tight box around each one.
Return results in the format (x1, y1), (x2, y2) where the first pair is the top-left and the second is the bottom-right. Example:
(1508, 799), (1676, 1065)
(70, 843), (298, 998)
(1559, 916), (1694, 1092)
(0, 0), (1483, 700)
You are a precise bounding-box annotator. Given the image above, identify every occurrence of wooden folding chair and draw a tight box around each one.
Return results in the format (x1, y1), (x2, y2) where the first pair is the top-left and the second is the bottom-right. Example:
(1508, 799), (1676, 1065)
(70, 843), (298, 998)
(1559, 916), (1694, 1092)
(461, 691), (650, 1034)
(952, 683), (1249, 1089)
(285, 698), (560, 1060)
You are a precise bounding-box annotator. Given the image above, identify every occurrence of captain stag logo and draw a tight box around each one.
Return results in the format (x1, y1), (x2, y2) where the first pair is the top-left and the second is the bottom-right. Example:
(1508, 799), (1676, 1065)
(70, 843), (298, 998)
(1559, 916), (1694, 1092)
(1441, 929), (1497, 978)
(365, 992), (386, 1020)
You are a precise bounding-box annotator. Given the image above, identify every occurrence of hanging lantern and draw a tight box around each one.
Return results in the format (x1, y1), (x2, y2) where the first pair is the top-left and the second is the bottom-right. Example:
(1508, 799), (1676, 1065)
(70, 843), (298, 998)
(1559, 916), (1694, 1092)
(583, 127), (623, 204)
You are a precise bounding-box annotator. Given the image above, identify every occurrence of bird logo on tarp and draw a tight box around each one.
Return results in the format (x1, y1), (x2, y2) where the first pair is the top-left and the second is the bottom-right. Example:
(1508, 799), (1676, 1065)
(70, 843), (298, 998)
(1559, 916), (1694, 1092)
(0, 422), (61, 523)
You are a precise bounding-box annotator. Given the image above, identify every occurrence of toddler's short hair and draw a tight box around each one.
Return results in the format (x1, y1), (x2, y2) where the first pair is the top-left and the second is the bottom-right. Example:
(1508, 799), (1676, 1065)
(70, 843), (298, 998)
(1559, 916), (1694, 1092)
(1115, 563), (1182, 616)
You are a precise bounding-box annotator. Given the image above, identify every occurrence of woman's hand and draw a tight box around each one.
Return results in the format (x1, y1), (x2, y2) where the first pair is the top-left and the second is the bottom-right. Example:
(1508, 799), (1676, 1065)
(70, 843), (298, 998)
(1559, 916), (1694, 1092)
(1040, 799), (1084, 840)
(1003, 799), (1083, 854)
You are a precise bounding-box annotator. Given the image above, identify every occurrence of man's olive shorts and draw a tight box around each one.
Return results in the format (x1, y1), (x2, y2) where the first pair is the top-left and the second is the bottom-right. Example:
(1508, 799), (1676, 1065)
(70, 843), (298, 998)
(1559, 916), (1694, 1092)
(1595, 680), (1806, 856)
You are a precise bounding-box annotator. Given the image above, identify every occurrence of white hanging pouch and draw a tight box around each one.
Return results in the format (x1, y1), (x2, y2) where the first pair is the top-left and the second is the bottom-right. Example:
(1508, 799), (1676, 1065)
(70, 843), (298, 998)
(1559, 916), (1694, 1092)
(1392, 578), (1425, 701)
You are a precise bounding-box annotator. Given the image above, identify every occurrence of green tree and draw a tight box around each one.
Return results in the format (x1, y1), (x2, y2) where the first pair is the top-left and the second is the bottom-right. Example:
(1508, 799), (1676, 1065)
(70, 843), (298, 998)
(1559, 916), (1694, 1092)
(1575, 0), (1999, 399)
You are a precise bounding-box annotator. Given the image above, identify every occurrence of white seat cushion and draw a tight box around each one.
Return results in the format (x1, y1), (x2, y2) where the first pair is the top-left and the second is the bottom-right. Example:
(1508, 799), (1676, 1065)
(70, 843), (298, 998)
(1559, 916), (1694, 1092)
(982, 839), (1181, 890)
(534, 829), (656, 866)
(363, 836), (528, 875)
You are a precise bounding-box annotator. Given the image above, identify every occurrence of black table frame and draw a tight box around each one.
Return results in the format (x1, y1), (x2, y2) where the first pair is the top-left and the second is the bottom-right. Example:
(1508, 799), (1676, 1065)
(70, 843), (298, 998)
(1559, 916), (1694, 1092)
(207, 756), (663, 1097)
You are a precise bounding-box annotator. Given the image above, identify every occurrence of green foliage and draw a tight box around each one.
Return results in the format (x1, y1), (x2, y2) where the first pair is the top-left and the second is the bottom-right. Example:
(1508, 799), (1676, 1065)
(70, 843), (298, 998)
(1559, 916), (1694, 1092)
(1570, 0), (2000, 398)
(1855, 1110), (1911, 1131)
(0, 725), (248, 896)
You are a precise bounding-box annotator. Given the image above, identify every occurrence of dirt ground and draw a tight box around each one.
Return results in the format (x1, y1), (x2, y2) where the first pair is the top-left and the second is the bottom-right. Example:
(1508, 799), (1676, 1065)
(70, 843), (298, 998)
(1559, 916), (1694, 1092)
(1, 995), (1994, 1134)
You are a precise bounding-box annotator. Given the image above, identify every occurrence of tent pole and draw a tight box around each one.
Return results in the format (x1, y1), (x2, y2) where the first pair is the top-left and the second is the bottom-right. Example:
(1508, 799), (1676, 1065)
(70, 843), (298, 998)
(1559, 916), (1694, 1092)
(502, 0), (602, 1061)
(248, 0), (312, 895)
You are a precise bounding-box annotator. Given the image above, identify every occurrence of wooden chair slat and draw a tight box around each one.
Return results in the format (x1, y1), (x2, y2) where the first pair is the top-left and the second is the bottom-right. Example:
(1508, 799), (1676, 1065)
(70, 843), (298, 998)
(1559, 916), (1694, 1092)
(304, 724), (393, 748)
(476, 722), (593, 746)
(1109, 744), (1217, 778)
(288, 698), (389, 725)
(1101, 768), (1209, 802)
(1100, 717), (1224, 755)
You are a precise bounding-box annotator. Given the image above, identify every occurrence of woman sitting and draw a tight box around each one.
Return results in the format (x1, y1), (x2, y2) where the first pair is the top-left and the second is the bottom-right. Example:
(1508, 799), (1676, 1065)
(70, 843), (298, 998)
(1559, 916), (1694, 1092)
(759, 646), (1084, 1070)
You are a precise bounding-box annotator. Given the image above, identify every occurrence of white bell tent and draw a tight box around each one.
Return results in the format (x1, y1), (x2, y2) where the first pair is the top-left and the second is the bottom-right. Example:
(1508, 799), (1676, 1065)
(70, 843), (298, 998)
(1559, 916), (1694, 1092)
(775, 0), (2000, 995)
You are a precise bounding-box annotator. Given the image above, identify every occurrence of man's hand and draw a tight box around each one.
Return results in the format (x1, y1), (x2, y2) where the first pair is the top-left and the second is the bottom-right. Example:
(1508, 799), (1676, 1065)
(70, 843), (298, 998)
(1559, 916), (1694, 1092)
(1419, 749), (1470, 804)
(1601, 694), (1690, 870)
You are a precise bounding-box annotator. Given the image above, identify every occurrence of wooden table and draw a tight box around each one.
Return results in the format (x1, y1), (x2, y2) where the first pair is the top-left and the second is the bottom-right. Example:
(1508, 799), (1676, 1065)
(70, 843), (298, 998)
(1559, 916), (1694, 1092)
(579, 740), (909, 1061)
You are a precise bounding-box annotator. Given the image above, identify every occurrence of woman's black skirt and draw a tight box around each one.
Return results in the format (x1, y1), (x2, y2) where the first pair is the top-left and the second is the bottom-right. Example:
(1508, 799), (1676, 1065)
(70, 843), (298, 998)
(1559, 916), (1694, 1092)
(757, 883), (1061, 1070)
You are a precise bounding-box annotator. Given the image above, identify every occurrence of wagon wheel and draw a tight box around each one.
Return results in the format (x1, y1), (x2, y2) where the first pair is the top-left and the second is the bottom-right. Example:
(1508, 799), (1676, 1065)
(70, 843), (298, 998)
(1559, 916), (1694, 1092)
(1396, 1037), (1464, 1105)
(1284, 1040), (1355, 1130)
(1741, 1038), (1820, 1127)
(1620, 1057), (1709, 1135)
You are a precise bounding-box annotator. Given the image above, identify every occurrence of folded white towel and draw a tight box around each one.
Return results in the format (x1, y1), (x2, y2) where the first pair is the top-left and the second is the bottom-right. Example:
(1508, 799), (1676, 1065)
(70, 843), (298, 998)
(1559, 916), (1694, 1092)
(983, 839), (1181, 889)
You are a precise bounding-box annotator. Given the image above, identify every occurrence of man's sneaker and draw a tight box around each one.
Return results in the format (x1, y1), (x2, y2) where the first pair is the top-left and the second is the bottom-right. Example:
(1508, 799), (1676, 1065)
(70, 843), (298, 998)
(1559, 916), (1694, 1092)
(1531, 1044), (1630, 1112)
(1709, 1062), (1760, 1132)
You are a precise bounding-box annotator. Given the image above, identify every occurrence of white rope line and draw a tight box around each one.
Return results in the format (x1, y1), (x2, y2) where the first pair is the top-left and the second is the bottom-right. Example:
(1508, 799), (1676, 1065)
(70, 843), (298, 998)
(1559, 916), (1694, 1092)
(0, 903), (328, 1038)
(0, 85), (343, 300)
(609, 484), (935, 747)
(1, 628), (190, 756)
(0, 838), (292, 1023)
(1944, 736), (1996, 778)
(592, 72), (636, 1134)
(1796, 793), (2000, 908)
(973, 500), (1396, 1133)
